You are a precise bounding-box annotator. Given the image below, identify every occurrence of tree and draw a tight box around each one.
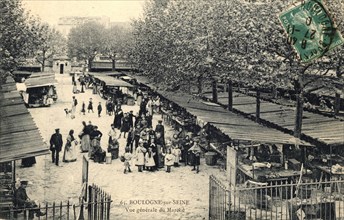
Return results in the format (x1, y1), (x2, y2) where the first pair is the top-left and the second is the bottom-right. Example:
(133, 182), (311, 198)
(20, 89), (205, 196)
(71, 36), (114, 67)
(0, 0), (39, 82)
(32, 23), (66, 72)
(131, 0), (218, 92)
(67, 21), (105, 70)
(243, 1), (344, 136)
(131, 0), (343, 140)
(102, 25), (133, 71)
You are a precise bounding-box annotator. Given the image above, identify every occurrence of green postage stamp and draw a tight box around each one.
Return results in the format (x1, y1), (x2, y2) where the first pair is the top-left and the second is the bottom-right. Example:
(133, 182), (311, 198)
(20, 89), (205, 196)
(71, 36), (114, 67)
(279, 0), (343, 63)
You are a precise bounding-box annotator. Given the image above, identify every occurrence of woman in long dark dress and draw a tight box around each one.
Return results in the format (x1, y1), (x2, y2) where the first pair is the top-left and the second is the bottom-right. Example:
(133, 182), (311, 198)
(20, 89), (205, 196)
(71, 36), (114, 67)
(113, 107), (124, 129)
(119, 113), (131, 138)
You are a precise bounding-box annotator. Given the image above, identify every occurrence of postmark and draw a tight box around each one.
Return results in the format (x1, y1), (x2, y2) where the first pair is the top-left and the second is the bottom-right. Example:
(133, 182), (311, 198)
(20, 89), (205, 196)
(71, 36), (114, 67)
(279, 0), (343, 63)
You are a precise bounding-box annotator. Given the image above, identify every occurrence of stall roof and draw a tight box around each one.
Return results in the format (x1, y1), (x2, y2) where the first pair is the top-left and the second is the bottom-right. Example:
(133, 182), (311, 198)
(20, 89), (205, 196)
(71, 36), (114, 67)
(25, 73), (58, 88)
(165, 91), (312, 146)
(0, 77), (49, 163)
(89, 71), (125, 77)
(12, 70), (34, 76)
(205, 91), (344, 146)
(28, 72), (55, 78)
(131, 75), (313, 146)
(94, 75), (133, 87)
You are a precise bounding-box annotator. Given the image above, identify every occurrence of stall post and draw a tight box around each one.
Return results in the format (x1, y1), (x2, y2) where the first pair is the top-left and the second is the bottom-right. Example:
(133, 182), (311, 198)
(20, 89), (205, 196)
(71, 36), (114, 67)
(227, 80), (233, 111)
(212, 80), (218, 103)
(227, 145), (237, 187)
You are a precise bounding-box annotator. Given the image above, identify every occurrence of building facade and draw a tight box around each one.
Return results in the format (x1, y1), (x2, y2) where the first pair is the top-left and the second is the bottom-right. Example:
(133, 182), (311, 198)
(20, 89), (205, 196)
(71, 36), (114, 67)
(57, 16), (110, 37)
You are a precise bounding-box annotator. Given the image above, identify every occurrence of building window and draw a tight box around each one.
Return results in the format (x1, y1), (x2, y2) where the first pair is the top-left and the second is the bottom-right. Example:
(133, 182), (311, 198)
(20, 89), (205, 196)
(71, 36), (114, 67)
(56, 62), (59, 66)
(65, 62), (68, 66)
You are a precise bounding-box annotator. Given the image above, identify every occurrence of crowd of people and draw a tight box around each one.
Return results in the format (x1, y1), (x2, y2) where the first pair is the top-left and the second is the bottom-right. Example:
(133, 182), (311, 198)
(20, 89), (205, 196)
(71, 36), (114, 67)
(15, 73), (204, 219)
(49, 73), (203, 175)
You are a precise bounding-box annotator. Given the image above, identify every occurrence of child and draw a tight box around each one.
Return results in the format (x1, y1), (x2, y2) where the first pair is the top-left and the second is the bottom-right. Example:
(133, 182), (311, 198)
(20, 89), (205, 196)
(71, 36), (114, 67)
(97, 102), (102, 117)
(189, 140), (201, 173)
(88, 98), (94, 113)
(165, 138), (172, 153)
(81, 101), (86, 115)
(164, 148), (175, 173)
(145, 147), (156, 171)
(123, 147), (133, 174)
(72, 81), (77, 94)
(172, 145), (181, 167)
(135, 143), (147, 172)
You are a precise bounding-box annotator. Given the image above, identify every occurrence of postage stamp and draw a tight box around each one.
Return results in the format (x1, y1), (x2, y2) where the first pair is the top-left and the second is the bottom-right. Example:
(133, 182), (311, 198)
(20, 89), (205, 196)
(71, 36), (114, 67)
(279, 0), (343, 63)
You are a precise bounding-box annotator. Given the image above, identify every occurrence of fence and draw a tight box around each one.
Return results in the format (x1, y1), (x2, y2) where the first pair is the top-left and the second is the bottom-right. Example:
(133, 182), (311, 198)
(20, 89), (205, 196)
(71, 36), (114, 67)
(0, 184), (112, 220)
(87, 184), (112, 220)
(209, 175), (344, 220)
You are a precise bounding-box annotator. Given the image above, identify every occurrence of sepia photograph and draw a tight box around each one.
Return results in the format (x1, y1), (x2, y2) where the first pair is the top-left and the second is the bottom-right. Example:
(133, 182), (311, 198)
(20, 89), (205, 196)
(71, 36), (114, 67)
(0, 0), (344, 219)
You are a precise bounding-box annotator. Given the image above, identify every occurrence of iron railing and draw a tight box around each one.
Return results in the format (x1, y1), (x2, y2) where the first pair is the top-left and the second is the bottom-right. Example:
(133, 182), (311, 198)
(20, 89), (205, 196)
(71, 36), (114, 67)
(0, 184), (112, 220)
(209, 175), (344, 220)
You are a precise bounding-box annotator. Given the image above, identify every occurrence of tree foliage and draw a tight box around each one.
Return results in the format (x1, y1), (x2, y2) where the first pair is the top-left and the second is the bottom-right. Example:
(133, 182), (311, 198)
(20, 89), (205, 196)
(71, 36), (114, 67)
(32, 23), (67, 72)
(0, 0), (38, 81)
(67, 21), (106, 69)
(130, 0), (344, 94)
(0, 0), (67, 82)
(102, 25), (133, 70)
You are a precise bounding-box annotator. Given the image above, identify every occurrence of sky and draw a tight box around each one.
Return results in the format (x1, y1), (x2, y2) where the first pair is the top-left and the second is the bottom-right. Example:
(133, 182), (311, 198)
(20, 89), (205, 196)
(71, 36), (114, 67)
(22, 0), (146, 26)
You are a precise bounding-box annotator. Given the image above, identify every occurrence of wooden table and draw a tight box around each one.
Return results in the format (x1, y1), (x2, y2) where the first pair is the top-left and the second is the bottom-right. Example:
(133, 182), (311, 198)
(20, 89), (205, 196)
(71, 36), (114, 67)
(238, 161), (310, 182)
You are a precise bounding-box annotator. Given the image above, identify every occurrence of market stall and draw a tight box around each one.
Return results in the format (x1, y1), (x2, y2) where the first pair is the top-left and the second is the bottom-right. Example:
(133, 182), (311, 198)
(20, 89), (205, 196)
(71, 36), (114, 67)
(0, 77), (49, 218)
(21, 73), (58, 107)
(90, 74), (134, 104)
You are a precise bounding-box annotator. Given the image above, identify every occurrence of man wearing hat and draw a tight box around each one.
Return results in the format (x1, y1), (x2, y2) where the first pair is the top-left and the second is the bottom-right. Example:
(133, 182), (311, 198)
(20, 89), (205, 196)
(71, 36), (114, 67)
(128, 110), (135, 128)
(49, 128), (63, 166)
(15, 180), (46, 218)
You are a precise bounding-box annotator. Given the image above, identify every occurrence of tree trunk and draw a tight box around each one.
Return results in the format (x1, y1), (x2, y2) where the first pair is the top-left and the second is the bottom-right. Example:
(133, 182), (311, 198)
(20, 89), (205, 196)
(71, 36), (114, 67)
(41, 50), (46, 72)
(188, 80), (192, 94)
(112, 58), (116, 71)
(41, 60), (45, 72)
(256, 89), (260, 122)
(88, 58), (93, 71)
(294, 91), (304, 139)
(335, 93), (341, 116)
(228, 80), (233, 111)
(212, 79), (218, 103)
(272, 86), (278, 99)
(197, 76), (203, 95)
(294, 77), (304, 139)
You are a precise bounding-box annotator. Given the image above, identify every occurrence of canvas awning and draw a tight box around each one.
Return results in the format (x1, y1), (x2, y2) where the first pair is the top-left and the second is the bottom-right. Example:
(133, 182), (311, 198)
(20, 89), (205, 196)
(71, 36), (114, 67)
(95, 75), (133, 87)
(25, 73), (58, 88)
(0, 77), (49, 163)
